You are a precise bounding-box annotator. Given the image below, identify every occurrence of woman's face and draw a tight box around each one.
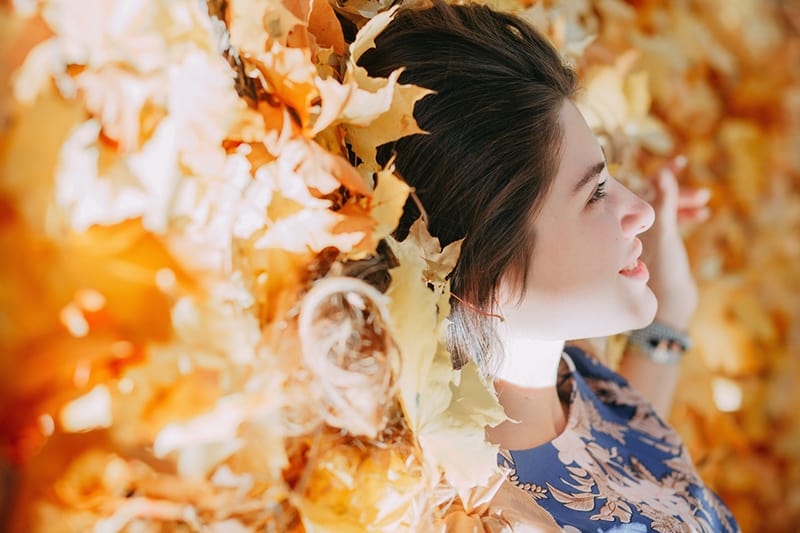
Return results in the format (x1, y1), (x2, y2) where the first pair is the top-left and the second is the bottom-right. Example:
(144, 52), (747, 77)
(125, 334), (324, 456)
(498, 100), (657, 340)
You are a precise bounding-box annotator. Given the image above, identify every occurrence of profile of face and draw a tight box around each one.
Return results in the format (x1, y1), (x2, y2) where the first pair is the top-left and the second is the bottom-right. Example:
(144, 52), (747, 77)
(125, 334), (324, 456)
(497, 100), (657, 340)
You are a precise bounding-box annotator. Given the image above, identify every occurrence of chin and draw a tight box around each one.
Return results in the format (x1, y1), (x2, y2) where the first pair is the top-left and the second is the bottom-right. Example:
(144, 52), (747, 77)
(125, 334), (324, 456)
(631, 288), (658, 329)
(604, 288), (658, 336)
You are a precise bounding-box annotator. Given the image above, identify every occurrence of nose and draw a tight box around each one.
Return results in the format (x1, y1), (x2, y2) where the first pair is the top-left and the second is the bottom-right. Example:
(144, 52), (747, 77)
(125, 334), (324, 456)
(620, 189), (655, 238)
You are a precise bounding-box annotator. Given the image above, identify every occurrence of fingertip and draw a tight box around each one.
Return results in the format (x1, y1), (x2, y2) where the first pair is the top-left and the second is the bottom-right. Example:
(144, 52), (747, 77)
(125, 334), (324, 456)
(674, 154), (688, 169)
(659, 168), (678, 190)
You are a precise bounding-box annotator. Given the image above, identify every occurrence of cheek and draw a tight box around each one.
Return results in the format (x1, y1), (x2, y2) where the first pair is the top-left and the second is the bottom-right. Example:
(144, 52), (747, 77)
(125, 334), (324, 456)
(529, 222), (615, 293)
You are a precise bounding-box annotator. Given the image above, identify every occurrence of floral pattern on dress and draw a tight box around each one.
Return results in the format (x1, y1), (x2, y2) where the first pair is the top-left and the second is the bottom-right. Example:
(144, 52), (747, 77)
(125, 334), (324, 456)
(498, 346), (740, 533)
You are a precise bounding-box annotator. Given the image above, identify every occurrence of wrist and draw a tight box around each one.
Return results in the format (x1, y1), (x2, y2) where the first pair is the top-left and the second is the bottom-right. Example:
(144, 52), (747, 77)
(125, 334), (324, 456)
(628, 321), (692, 365)
(652, 286), (698, 331)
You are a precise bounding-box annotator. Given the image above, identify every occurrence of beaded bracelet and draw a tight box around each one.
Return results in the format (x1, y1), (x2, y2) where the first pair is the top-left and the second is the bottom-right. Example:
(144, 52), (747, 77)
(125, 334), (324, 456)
(628, 321), (692, 365)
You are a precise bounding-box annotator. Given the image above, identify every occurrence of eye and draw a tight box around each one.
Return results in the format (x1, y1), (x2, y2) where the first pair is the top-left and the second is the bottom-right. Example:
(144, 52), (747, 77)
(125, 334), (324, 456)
(588, 180), (608, 205)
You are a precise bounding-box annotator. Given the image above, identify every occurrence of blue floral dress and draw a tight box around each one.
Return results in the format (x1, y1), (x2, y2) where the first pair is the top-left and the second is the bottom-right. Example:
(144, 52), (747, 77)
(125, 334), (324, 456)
(498, 346), (740, 533)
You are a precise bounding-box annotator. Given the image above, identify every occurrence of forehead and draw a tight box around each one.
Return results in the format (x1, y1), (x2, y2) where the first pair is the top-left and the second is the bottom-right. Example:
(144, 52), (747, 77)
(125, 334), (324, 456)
(552, 101), (604, 194)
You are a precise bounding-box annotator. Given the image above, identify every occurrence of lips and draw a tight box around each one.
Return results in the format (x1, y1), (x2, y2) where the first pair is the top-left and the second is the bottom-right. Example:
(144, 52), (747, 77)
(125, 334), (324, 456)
(618, 258), (649, 281)
(619, 238), (644, 273)
(620, 257), (640, 272)
(618, 239), (649, 281)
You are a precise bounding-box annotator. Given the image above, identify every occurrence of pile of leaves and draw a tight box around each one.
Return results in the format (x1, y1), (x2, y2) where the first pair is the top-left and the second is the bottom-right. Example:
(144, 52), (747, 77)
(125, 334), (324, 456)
(0, 0), (797, 531)
(0, 0), (505, 530)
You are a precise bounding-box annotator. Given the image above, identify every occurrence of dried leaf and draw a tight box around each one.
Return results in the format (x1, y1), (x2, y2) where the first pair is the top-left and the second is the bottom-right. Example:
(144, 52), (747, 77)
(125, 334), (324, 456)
(387, 219), (505, 489)
(370, 166), (411, 244)
(345, 78), (432, 171)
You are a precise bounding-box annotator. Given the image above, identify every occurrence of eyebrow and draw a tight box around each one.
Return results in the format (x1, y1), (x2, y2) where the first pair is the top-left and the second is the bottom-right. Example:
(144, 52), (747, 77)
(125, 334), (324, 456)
(572, 160), (606, 196)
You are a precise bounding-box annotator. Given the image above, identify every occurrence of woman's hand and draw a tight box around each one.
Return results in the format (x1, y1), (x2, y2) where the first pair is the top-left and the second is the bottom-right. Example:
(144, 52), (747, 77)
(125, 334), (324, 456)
(639, 156), (710, 331)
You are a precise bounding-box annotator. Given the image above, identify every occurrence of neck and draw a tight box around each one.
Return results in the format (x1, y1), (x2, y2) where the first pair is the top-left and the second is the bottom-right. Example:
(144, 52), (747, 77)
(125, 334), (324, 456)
(486, 320), (568, 450)
(495, 335), (565, 388)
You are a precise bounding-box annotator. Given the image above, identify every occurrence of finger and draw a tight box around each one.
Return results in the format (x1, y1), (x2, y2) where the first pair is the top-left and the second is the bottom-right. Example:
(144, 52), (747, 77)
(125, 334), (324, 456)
(667, 154), (688, 175)
(656, 168), (680, 212)
(677, 187), (711, 208)
(644, 155), (687, 208)
(677, 206), (710, 223)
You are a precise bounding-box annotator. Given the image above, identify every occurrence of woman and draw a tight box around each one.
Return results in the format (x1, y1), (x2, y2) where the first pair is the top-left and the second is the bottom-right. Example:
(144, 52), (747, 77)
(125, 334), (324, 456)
(359, 2), (739, 531)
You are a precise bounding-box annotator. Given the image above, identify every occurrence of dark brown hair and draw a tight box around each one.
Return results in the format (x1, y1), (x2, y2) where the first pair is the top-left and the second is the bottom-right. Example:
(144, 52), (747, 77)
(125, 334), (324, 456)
(358, 1), (578, 373)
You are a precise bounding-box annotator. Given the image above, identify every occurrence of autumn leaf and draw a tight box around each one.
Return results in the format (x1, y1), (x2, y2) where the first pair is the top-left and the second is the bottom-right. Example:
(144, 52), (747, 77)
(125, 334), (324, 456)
(227, 0), (301, 54)
(292, 433), (428, 532)
(418, 349), (507, 489)
(385, 223), (442, 433)
(312, 6), (433, 169)
(577, 52), (673, 156)
(0, 85), (85, 230)
(386, 219), (505, 489)
(344, 76), (431, 172)
(370, 165), (411, 244)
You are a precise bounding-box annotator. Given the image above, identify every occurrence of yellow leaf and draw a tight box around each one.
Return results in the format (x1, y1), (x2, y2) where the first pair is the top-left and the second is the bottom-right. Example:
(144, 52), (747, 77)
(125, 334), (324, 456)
(385, 221), (443, 432)
(386, 219), (505, 490)
(307, 0), (345, 55)
(59, 384), (113, 432)
(228, 0), (301, 54)
(345, 78), (431, 171)
(75, 66), (164, 153)
(0, 85), (85, 230)
(331, 0), (397, 24)
(253, 42), (319, 131)
(324, 6), (432, 170)
(255, 208), (365, 253)
(418, 358), (506, 489)
(370, 165), (410, 243)
(405, 218), (463, 287)
(577, 54), (637, 132)
(349, 6), (398, 64)
(312, 67), (402, 135)
(311, 8), (408, 136)
(294, 433), (428, 532)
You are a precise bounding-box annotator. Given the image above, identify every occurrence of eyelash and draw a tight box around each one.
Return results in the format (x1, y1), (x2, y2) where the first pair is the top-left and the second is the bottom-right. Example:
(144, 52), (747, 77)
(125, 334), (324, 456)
(588, 180), (608, 205)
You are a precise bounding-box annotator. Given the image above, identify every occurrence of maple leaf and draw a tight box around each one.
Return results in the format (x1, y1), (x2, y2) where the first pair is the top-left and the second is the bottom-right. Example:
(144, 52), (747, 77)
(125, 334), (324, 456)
(386, 219), (506, 490)
(74, 66), (164, 153)
(165, 48), (242, 178)
(281, 0), (346, 55)
(385, 221), (445, 432)
(250, 42), (321, 131)
(418, 349), (507, 489)
(227, 0), (301, 54)
(53, 118), (180, 233)
(311, 7), (433, 169)
(331, 0), (397, 23)
(236, 141), (369, 254)
(311, 8), (407, 135)
(370, 165), (411, 244)
(344, 75), (431, 172)
(312, 67), (403, 135)
(306, 0), (346, 55)
(292, 433), (428, 532)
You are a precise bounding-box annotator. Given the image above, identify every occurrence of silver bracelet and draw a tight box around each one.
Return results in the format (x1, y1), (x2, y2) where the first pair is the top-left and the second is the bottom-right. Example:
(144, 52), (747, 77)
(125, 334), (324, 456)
(628, 321), (692, 365)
